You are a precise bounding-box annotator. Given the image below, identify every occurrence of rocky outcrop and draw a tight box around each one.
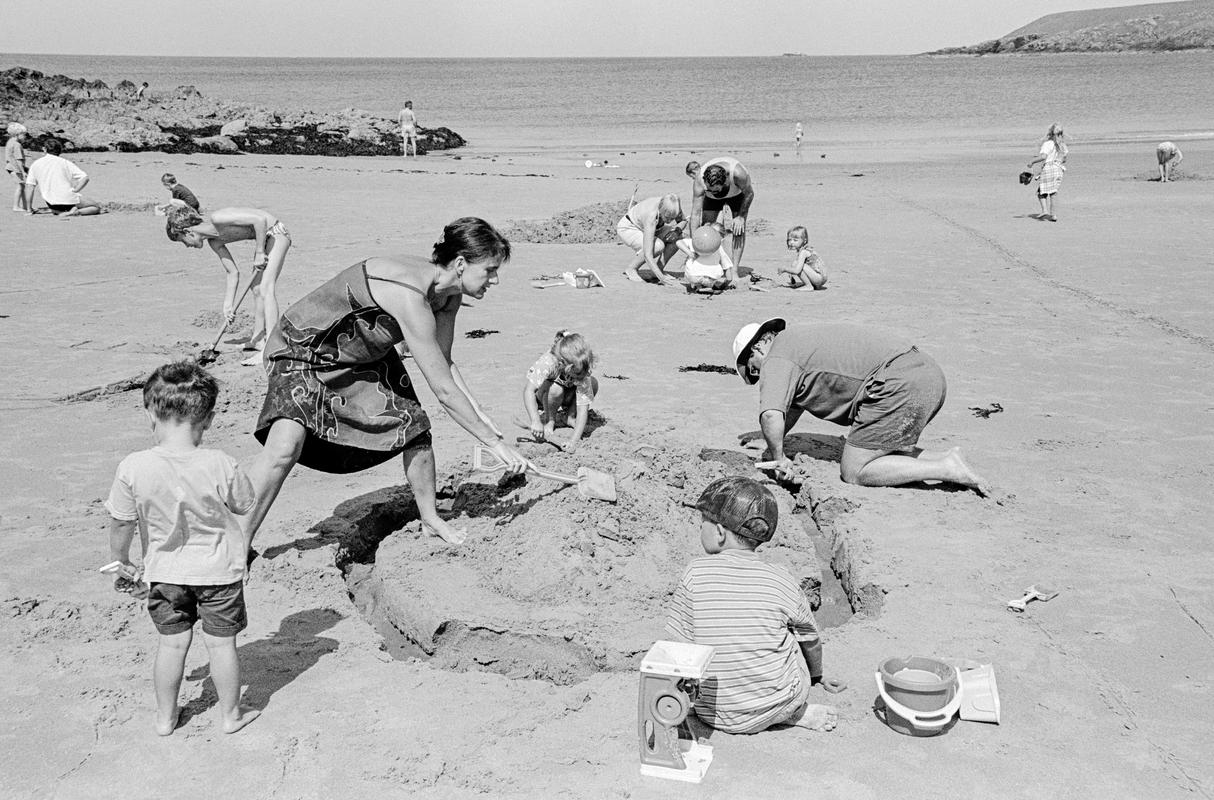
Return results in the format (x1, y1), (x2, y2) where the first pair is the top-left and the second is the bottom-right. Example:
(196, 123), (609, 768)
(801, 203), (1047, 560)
(926, 0), (1214, 54)
(0, 67), (466, 156)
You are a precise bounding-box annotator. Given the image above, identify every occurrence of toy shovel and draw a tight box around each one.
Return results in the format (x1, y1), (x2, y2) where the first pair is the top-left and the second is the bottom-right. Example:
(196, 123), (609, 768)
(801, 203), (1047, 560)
(1006, 584), (1059, 613)
(472, 445), (617, 502)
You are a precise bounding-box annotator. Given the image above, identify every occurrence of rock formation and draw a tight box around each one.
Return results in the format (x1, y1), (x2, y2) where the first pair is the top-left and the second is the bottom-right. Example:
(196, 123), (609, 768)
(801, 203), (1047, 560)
(926, 0), (1214, 54)
(0, 67), (466, 156)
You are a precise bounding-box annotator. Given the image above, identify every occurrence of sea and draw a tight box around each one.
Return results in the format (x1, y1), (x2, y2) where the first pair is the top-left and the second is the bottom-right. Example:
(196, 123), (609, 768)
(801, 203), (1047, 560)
(4, 52), (1213, 153)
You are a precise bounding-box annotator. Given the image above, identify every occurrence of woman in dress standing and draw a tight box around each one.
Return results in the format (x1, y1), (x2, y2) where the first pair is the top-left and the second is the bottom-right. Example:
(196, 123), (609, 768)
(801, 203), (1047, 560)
(1027, 122), (1068, 222)
(243, 217), (528, 547)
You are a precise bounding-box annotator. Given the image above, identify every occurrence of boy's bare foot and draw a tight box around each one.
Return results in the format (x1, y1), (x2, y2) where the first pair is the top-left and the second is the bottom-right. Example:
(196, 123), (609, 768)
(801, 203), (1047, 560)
(221, 706), (260, 734)
(791, 703), (838, 732)
(422, 519), (467, 546)
(941, 447), (990, 497)
(155, 705), (181, 736)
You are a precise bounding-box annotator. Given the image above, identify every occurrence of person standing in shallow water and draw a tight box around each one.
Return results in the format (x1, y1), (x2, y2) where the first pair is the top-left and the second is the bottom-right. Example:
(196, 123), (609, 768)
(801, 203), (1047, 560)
(242, 217), (529, 549)
(399, 100), (419, 158)
(1026, 122), (1067, 222)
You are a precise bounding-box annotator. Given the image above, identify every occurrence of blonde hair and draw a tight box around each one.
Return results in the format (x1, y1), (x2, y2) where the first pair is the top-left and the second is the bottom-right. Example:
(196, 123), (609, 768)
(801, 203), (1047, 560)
(1045, 122), (1068, 159)
(786, 225), (809, 247)
(7, 122), (27, 137)
(550, 330), (596, 383)
(657, 193), (682, 225)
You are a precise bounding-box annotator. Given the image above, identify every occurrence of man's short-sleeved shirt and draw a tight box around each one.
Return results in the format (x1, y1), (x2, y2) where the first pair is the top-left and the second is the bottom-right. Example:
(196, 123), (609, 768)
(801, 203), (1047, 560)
(665, 550), (819, 733)
(25, 153), (87, 205)
(757, 323), (913, 424)
(171, 183), (200, 210)
(105, 447), (256, 585)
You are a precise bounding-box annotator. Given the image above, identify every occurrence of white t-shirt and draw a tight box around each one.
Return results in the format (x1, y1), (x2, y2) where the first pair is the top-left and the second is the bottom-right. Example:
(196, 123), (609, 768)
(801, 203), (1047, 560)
(25, 153), (87, 205)
(105, 446), (256, 585)
(677, 237), (734, 279)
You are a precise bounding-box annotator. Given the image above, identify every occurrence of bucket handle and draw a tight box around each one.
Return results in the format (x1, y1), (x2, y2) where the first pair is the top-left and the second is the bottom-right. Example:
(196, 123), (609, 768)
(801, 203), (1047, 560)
(874, 669), (963, 730)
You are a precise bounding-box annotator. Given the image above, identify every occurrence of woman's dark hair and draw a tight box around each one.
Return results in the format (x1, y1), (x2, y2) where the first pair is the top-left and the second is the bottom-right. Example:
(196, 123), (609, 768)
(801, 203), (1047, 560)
(165, 204), (204, 241)
(431, 217), (511, 267)
(143, 360), (219, 423)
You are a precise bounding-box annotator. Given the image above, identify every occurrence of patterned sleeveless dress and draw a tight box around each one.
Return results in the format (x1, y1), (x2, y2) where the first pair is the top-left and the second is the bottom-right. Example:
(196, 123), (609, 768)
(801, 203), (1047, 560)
(254, 260), (457, 473)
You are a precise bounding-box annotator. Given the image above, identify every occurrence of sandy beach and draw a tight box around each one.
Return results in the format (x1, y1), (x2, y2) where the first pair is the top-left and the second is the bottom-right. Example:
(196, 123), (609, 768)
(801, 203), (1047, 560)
(2, 139), (1212, 798)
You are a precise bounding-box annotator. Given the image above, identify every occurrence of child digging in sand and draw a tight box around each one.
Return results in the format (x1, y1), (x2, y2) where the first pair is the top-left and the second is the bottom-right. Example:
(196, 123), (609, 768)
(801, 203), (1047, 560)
(104, 361), (260, 736)
(165, 205), (291, 366)
(665, 477), (840, 735)
(524, 330), (598, 453)
(781, 226), (827, 290)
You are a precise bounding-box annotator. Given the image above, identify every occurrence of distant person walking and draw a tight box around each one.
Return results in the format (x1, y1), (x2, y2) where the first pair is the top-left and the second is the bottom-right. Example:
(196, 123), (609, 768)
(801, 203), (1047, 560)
(399, 101), (419, 158)
(135, 82), (148, 101)
(794, 122), (803, 149)
(24, 139), (103, 217)
(1026, 123), (1067, 222)
(5, 122), (28, 212)
(1156, 141), (1183, 182)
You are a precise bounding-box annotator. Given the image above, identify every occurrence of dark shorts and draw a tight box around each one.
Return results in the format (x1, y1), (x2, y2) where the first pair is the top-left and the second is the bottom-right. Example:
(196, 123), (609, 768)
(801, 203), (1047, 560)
(46, 202), (78, 213)
(701, 192), (744, 221)
(848, 348), (947, 451)
(147, 581), (248, 637)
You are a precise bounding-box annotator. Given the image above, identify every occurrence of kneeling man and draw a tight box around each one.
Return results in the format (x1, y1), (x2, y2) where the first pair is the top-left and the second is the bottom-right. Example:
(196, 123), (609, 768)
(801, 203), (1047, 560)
(733, 319), (988, 495)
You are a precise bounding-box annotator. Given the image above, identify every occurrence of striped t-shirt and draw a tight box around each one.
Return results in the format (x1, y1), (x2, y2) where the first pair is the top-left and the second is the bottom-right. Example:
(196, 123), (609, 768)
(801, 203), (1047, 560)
(664, 549), (820, 734)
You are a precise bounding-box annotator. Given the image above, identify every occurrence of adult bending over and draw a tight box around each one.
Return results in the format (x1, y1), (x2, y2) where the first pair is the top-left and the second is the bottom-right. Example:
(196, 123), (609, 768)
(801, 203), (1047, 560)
(243, 218), (528, 547)
(166, 205), (290, 366)
(732, 319), (988, 495)
(617, 193), (687, 285)
(1026, 123), (1067, 222)
(24, 139), (103, 217)
(686, 157), (754, 267)
(1156, 141), (1183, 183)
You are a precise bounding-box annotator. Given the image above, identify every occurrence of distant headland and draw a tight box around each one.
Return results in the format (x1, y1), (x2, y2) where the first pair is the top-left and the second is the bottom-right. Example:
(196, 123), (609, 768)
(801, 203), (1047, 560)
(0, 67), (466, 156)
(925, 0), (1214, 54)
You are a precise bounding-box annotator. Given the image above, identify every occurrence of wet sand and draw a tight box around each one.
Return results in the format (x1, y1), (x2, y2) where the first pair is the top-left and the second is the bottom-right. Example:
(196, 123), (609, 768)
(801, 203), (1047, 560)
(2, 139), (1212, 798)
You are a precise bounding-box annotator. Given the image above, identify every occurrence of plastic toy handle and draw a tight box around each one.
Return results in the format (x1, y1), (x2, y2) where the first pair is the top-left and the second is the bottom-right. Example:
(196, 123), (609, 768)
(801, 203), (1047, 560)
(874, 670), (963, 729)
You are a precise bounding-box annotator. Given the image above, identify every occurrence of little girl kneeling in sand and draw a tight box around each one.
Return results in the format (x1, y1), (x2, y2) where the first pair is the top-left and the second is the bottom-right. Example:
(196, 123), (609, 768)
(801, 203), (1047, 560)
(523, 330), (598, 453)
(165, 205), (291, 366)
(782, 225), (827, 290)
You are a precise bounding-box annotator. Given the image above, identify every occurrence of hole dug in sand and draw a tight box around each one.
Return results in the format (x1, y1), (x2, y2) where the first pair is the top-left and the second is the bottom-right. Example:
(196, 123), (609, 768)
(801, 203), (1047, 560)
(336, 423), (864, 686)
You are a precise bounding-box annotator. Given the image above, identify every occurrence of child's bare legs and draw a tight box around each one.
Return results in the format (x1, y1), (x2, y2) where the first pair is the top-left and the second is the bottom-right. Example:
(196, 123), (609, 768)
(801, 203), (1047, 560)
(201, 631), (259, 733)
(540, 382), (567, 437)
(403, 442), (467, 545)
(153, 630), (192, 735)
(12, 177), (28, 211)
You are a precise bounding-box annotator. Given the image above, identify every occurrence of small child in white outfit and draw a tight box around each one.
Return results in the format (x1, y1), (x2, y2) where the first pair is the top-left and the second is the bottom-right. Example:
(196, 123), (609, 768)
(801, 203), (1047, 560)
(105, 361), (259, 736)
(679, 224), (736, 293)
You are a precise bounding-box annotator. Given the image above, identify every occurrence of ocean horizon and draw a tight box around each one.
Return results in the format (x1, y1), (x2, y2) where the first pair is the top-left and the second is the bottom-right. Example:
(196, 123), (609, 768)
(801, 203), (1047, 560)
(5, 51), (1214, 153)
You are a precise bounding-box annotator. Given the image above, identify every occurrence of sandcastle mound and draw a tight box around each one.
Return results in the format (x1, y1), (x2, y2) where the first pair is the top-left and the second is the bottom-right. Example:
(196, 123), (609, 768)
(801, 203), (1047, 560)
(354, 421), (823, 685)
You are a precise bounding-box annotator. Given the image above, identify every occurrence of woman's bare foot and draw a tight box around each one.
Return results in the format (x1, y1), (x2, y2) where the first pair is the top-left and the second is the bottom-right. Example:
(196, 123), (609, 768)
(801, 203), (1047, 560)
(221, 706), (261, 734)
(941, 447), (990, 497)
(791, 703), (838, 732)
(795, 284), (817, 292)
(623, 269), (644, 283)
(240, 349), (265, 367)
(154, 705), (181, 736)
(422, 518), (467, 546)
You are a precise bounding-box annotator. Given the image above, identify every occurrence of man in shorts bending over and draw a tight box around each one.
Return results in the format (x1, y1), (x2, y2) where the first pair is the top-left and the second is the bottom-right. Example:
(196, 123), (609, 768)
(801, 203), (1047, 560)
(732, 318), (989, 495)
(686, 156), (754, 267)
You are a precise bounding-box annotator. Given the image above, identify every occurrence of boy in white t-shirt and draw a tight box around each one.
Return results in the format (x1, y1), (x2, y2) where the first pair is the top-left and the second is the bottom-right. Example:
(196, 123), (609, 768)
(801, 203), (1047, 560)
(105, 361), (259, 736)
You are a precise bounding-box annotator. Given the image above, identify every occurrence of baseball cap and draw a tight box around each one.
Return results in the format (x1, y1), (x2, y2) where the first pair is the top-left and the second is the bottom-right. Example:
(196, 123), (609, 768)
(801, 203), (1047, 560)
(731, 318), (786, 385)
(696, 477), (779, 543)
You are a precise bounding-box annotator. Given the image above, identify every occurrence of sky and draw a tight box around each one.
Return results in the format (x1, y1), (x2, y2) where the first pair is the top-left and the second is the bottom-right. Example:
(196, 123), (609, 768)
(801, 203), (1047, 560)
(0, 0), (1166, 58)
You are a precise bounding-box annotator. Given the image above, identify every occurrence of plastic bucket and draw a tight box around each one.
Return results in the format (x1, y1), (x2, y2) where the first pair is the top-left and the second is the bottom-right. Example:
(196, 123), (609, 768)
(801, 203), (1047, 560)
(875, 657), (960, 736)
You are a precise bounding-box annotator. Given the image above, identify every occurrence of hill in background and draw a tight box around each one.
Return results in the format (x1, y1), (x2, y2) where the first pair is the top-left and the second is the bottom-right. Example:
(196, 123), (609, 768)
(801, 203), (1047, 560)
(927, 0), (1214, 54)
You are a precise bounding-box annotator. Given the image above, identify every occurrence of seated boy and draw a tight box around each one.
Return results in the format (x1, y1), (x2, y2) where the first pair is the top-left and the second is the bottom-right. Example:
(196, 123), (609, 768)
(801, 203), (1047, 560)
(105, 360), (260, 736)
(665, 476), (838, 734)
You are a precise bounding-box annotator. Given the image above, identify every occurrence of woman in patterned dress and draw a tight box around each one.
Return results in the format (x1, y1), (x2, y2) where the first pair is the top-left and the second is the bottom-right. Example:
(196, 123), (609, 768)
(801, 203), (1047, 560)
(243, 218), (528, 547)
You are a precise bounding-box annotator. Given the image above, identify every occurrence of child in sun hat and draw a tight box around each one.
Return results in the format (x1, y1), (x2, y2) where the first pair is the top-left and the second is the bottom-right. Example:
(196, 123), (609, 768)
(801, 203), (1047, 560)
(664, 476), (840, 734)
(678, 223), (736, 293)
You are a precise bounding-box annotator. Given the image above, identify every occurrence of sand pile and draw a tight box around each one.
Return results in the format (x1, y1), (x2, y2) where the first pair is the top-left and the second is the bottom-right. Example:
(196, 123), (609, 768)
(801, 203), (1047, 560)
(502, 201), (630, 244)
(358, 421), (822, 685)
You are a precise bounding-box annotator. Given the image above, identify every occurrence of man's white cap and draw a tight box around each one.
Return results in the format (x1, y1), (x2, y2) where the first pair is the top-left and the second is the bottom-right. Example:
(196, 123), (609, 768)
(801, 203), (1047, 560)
(732, 318), (786, 385)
